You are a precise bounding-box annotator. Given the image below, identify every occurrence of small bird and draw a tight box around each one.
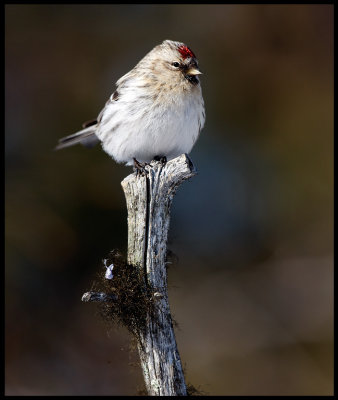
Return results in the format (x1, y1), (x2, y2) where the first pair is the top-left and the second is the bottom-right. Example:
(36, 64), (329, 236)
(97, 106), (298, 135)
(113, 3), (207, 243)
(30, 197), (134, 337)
(56, 40), (205, 168)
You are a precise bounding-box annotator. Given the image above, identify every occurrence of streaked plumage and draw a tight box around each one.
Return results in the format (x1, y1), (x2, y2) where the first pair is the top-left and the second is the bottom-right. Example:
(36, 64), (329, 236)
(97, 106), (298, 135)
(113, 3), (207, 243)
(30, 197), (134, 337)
(56, 40), (205, 166)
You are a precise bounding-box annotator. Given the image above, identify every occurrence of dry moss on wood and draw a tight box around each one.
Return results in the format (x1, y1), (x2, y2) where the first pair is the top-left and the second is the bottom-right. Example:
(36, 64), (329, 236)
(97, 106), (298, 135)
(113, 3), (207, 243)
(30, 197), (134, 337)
(87, 248), (180, 336)
(82, 155), (197, 396)
(91, 249), (155, 337)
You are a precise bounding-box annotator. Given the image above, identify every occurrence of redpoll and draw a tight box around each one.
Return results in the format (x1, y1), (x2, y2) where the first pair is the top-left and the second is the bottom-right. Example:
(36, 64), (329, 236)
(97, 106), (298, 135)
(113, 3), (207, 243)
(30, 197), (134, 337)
(56, 40), (205, 167)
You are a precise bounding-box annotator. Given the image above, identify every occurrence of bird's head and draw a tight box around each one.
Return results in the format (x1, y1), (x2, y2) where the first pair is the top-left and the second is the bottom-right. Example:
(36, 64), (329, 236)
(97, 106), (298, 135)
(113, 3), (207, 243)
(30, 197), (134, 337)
(162, 40), (202, 85)
(140, 40), (202, 90)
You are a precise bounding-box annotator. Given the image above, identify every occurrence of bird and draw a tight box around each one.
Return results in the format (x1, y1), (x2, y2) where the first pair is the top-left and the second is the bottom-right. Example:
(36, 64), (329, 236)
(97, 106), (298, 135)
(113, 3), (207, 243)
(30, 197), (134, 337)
(55, 40), (205, 170)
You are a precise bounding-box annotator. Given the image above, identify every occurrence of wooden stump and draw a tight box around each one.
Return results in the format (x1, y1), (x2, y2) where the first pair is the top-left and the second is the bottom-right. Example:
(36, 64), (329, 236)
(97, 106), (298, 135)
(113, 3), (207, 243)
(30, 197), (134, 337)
(121, 154), (196, 396)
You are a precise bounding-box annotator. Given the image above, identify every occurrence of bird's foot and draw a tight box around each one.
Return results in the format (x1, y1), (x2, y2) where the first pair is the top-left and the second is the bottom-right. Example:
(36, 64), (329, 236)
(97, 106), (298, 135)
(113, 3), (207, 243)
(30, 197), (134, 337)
(153, 155), (167, 165)
(133, 158), (149, 177)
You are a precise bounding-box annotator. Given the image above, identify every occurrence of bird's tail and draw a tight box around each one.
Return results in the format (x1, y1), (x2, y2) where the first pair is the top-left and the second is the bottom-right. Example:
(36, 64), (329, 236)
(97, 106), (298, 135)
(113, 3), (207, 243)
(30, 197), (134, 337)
(55, 126), (100, 151)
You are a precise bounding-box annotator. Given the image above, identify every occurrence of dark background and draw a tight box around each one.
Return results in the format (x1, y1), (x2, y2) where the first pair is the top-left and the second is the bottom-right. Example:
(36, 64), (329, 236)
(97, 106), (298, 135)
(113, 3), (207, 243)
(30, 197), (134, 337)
(5, 4), (333, 396)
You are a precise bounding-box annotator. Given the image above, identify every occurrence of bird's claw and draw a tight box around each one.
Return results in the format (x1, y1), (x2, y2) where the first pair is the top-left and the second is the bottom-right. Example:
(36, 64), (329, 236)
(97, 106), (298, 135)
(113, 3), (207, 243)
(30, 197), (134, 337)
(133, 158), (149, 177)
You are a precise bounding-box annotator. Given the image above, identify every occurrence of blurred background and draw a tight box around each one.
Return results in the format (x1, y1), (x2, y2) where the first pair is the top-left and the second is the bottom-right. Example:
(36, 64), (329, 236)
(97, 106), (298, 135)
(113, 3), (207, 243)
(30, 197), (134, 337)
(5, 4), (333, 396)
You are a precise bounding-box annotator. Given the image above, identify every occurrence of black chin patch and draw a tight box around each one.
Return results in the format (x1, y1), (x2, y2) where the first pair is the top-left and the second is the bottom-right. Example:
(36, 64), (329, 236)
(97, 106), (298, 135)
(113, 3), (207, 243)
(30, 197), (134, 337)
(185, 74), (199, 85)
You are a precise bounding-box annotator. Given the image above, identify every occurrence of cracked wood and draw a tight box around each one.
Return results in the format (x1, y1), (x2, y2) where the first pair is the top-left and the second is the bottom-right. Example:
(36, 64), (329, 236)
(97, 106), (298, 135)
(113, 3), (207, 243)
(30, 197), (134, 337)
(121, 154), (196, 396)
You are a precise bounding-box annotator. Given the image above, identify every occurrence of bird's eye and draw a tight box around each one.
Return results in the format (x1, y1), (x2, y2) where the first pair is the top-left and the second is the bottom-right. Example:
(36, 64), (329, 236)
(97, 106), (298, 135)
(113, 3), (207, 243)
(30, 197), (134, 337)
(172, 62), (180, 68)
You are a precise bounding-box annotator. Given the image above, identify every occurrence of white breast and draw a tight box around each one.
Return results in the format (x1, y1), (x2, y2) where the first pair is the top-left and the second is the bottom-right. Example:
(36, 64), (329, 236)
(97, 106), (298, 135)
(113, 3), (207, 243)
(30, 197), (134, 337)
(96, 80), (205, 165)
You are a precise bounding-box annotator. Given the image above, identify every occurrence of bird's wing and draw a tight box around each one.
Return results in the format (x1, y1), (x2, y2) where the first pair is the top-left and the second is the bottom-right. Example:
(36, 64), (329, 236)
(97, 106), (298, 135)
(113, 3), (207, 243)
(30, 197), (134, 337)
(95, 89), (120, 125)
(93, 68), (139, 129)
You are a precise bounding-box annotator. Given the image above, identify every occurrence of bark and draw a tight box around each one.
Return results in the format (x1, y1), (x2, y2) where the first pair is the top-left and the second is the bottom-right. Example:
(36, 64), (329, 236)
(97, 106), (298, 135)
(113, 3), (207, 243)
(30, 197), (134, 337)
(121, 153), (196, 396)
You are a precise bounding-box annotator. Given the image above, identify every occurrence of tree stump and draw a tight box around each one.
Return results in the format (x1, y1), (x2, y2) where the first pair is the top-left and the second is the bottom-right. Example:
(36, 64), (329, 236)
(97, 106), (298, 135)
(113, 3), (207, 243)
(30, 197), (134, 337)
(121, 153), (196, 396)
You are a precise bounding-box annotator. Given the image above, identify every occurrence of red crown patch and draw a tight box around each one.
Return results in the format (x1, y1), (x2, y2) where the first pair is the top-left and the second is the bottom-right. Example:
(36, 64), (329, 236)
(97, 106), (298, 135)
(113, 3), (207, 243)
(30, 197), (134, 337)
(178, 45), (195, 59)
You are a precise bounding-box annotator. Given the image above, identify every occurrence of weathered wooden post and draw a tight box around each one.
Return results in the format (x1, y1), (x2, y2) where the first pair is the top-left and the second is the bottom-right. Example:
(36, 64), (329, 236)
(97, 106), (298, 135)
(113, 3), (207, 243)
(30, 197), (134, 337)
(122, 153), (195, 396)
(83, 153), (196, 396)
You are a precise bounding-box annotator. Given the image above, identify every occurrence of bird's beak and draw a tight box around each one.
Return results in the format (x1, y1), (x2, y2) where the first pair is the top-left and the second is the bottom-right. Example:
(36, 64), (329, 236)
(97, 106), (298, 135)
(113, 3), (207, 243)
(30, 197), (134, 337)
(186, 67), (203, 76)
